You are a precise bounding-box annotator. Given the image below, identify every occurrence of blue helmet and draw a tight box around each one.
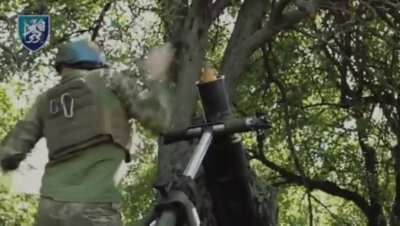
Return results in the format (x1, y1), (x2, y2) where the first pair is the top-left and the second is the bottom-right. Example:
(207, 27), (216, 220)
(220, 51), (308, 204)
(55, 40), (107, 71)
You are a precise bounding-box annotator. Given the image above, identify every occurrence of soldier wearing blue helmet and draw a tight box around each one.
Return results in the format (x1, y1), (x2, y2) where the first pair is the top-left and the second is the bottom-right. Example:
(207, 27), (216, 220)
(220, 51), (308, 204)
(54, 40), (109, 72)
(0, 39), (175, 226)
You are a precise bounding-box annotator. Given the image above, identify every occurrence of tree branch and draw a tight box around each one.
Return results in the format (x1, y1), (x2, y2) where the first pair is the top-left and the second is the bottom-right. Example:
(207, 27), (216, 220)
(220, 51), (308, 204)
(0, 43), (20, 70)
(356, 118), (384, 220)
(310, 194), (352, 226)
(211, 0), (232, 21)
(271, 0), (291, 21)
(260, 48), (306, 176)
(156, 0), (188, 43)
(91, 1), (114, 41)
(245, 0), (324, 53)
(393, 144), (400, 222)
(251, 150), (371, 216)
(220, 0), (268, 92)
(307, 192), (314, 226)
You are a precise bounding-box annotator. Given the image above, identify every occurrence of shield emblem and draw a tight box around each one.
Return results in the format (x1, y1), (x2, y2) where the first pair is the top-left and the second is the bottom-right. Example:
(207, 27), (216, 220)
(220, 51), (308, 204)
(18, 15), (50, 51)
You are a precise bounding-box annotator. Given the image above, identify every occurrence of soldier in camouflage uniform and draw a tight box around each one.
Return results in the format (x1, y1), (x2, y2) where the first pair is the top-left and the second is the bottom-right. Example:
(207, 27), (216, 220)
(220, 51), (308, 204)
(0, 40), (174, 226)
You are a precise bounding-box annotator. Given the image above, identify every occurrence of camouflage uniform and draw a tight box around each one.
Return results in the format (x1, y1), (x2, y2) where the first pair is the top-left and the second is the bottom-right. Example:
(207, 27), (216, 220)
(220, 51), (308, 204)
(0, 40), (173, 226)
(36, 197), (122, 226)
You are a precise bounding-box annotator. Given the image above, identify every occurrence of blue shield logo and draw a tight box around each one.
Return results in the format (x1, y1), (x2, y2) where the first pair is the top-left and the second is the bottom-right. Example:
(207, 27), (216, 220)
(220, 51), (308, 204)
(18, 15), (50, 51)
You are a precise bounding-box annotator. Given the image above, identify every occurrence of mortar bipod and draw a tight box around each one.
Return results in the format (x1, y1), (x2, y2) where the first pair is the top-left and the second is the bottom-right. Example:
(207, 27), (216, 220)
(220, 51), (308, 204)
(150, 71), (269, 226)
(148, 114), (269, 226)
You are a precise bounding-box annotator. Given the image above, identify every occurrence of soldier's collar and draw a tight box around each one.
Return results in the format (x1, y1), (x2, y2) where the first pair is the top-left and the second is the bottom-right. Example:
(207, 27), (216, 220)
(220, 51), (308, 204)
(60, 69), (89, 83)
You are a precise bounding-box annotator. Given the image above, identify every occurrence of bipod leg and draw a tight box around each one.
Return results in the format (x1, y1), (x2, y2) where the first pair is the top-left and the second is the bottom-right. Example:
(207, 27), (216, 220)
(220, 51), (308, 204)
(183, 129), (213, 178)
(153, 210), (176, 226)
(153, 129), (213, 226)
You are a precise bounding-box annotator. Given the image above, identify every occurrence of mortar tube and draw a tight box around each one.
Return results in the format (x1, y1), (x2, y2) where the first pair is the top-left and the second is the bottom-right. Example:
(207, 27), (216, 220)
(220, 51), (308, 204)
(196, 75), (261, 226)
(196, 76), (231, 122)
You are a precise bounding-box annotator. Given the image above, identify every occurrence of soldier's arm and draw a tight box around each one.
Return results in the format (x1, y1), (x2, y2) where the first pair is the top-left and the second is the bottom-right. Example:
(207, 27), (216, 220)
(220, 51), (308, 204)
(101, 44), (175, 133)
(101, 69), (173, 133)
(127, 79), (173, 133)
(0, 96), (43, 171)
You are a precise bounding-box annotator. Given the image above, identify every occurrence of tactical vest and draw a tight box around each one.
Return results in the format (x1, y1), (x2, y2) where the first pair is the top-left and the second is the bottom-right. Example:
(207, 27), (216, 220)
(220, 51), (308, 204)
(39, 70), (132, 163)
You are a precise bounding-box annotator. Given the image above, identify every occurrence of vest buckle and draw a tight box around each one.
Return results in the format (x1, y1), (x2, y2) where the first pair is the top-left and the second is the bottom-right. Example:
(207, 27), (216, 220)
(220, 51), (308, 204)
(61, 93), (74, 118)
(49, 99), (59, 114)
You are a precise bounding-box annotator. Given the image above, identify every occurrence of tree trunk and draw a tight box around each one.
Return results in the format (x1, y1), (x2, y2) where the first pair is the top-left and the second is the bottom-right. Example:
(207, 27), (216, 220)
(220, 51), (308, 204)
(356, 116), (386, 226)
(220, 0), (268, 96)
(391, 145), (400, 226)
(218, 1), (278, 224)
(366, 209), (386, 226)
(155, 1), (220, 225)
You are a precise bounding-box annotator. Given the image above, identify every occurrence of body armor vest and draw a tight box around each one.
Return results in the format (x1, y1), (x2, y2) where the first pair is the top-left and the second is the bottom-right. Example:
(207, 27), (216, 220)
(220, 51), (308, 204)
(39, 70), (131, 163)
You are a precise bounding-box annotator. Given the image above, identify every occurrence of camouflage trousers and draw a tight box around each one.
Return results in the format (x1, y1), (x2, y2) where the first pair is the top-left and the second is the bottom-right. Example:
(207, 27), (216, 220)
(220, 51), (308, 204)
(34, 197), (123, 226)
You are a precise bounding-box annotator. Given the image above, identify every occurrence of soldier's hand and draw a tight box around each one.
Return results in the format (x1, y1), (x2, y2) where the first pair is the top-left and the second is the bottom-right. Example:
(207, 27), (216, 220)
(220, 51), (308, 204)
(145, 43), (175, 81)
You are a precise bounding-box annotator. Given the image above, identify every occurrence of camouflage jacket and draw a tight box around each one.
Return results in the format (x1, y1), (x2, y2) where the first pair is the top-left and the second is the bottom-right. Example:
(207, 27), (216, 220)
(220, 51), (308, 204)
(0, 68), (173, 202)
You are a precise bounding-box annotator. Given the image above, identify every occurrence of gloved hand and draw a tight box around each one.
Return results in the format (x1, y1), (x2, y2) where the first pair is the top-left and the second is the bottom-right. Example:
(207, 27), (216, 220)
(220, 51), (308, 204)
(1, 153), (25, 171)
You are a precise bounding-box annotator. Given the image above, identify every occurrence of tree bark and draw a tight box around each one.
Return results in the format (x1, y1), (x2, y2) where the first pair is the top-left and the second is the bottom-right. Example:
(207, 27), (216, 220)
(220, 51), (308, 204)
(156, 0), (212, 184)
(222, 0), (324, 95)
(155, 1), (219, 225)
(392, 145), (400, 226)
(355, 117), (387, 226)
(220, 0), (269, 95)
